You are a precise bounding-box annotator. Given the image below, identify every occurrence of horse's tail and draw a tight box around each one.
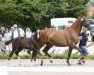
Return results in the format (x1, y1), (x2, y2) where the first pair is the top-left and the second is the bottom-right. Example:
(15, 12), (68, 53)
(5, 39), (13, 45)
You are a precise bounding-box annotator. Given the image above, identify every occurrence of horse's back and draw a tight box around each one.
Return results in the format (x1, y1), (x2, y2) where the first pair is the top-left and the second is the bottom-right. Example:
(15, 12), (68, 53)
(39, 28), (79, 47)
(39, 29), (67, 46)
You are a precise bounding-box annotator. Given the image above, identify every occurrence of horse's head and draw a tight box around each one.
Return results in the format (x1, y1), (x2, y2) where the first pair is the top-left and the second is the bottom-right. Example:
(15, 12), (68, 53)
(80, 16), (90, 29)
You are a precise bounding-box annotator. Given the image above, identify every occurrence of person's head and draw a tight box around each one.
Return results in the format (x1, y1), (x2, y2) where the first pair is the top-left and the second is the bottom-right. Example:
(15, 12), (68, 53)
(1, 27), (5, 31)
(11, 26), (14, 30)
(26, 27), (31, 32)
(5, 28), (9, 33)
(82, 27), (87, 33)
(13, 24), (18, 29)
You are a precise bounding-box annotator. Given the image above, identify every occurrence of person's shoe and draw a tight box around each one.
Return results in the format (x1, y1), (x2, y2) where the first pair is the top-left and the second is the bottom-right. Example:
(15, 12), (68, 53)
(81, 59), (85, 64)
(77, 60), (82, 65)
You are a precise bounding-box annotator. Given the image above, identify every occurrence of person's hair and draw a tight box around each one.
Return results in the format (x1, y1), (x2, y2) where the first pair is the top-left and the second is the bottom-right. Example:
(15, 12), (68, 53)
(26, 27), (31, 32)
(5, 28), (9, 32)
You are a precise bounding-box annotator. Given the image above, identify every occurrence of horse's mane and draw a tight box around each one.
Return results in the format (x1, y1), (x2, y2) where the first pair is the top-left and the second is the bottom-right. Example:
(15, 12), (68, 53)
(31, 31), (39, 42)
(70, 16), (81, 28)
(64, 17), (82, 30)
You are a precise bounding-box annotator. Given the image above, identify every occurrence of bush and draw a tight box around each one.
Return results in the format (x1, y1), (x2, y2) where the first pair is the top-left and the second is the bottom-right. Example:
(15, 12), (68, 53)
(0, 52), (94, 59)
(0, 52), (9, 59)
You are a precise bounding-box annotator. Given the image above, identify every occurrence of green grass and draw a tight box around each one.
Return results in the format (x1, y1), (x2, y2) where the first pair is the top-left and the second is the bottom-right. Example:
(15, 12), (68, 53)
(0, 52), (94, 59)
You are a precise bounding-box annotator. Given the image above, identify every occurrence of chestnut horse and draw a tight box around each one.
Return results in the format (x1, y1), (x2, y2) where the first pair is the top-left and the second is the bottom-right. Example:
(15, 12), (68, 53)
(33, 16), (89, 66)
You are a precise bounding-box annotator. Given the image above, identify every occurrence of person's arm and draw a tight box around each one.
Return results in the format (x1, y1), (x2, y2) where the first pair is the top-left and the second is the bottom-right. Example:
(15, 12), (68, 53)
(78, 33), (83, 41)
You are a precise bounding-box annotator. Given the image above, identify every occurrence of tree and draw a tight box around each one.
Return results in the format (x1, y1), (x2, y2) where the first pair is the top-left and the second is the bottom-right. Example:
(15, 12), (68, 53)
(67, 0), (89, 18)
(0, 0), (89, 29)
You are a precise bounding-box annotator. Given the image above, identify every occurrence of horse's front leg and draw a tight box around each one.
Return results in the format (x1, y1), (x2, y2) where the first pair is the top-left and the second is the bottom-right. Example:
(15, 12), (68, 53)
(43, 45), (53, 63)
(39, 53), (44, 66)
(43, 50), (53, 63)
(31, 50), (38, 66)
(67, 47), (73, 66)
(15, 50), (21, 66)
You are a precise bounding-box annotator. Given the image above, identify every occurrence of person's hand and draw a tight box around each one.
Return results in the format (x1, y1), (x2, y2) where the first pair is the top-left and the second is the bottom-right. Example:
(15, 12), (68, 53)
(78, 36), (82, 40)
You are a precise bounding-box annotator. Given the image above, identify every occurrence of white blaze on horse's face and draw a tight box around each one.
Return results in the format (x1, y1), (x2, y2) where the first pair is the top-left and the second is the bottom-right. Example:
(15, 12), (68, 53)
(81, 18), (83, 21)
(37, 30), (40, 39)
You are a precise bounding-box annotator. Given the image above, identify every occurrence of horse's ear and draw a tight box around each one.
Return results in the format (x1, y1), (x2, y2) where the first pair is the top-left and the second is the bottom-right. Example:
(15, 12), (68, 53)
(80, 15), (84, 17)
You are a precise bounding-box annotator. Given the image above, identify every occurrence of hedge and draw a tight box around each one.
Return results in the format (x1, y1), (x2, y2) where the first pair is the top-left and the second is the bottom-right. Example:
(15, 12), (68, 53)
(0, 52), (94, 59)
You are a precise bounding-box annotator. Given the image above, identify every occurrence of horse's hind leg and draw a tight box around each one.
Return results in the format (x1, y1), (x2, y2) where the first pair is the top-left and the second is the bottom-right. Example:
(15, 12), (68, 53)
(43, 45), (53, 63)
(39, 45), (52, 66)
(43, 50), (53, 63)
(7, 50), (15, 66)
(15, 49), (21, 58)
(31, 45), (52, 66)
(67, 47), (73, 66)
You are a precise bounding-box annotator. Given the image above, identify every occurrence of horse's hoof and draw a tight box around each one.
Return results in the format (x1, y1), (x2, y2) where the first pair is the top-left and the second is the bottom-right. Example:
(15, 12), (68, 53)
(40, 62), (43, 66)
(19, 64), (21, 66)
(77, 62), (82, 65)
(31, 61), (37, 66)
(77, 63), (82, 65)
(50, 60), (53, 63)
(33, 64), (38, 66)
(68, 63), (71, 66)
(40, 61), (43, 66)
(81, 60), (85, 64)
(7, 63), (9, 67)
(7, 61), (10, 66)
(19, 61), (21, 66)
(40, 63), (43, 66)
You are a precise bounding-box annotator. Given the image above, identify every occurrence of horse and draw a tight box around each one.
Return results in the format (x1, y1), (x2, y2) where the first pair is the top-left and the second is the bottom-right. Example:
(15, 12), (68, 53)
(5, 35), (40, 65)
(33, 16), (89, 66)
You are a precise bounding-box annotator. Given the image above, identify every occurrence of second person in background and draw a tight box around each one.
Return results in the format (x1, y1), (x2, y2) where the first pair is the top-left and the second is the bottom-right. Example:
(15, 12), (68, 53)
(10, 24), (24, 39)
(25, 27), (32, 38)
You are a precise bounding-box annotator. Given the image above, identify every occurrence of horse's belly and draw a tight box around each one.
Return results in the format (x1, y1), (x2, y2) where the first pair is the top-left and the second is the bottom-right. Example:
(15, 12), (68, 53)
(54, 44), (67, 47)
(21, 44), (31, 49)
(50, 40), (68, 47)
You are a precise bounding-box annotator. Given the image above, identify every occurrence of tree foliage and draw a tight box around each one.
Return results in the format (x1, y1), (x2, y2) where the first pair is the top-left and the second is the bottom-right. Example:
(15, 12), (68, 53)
(0, 0), (89, 29)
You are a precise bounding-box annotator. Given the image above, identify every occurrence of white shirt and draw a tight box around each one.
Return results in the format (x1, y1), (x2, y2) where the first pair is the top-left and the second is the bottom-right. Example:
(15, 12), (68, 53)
(13, 29), (19, 38)
(4, 32), (11, 41)
(19, 28), (24, 37)
(26, 32), (32, 38)
(10, 28), (25, 38)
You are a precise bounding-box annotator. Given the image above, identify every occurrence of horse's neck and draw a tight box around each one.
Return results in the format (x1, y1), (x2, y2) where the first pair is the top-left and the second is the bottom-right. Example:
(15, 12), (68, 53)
(71, 19), (82, 36)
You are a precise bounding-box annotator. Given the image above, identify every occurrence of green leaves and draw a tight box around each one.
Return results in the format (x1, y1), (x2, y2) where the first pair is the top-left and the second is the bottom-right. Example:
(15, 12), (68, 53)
(0, 0), (89, 28)
(67, 0), (89, 17)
